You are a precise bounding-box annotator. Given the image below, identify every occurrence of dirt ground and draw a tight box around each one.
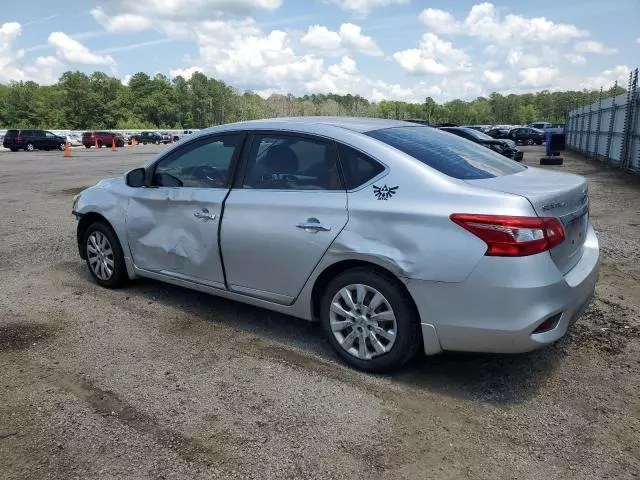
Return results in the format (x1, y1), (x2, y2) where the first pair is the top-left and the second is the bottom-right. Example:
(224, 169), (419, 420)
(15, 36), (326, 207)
(0, 144), (638, 480)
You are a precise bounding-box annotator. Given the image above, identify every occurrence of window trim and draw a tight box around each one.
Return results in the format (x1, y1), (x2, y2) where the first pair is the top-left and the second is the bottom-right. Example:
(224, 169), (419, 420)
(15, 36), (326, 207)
(146, 132), (247, 190)
(236, 130), (347, 193)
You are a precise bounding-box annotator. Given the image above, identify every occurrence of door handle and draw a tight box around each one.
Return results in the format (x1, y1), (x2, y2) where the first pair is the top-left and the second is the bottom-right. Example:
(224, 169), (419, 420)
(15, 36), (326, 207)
(296, 218), (331, 232)
(193, 208), (216, 221)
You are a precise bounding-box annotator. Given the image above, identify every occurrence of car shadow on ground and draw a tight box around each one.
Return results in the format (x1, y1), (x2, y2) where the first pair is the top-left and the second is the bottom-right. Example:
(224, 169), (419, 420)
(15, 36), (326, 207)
(79, 268), (564, 406)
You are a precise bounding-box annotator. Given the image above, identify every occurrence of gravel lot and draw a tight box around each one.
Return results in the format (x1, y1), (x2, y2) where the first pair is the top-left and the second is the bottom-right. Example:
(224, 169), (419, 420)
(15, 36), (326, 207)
(1, 145), (638, 479)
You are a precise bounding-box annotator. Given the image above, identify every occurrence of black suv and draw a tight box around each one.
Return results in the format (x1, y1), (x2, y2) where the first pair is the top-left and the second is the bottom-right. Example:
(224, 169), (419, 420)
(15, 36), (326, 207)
(508, 127), (545, 145)
(138, 131), (164, 145)
(3, 129), (67, 152)
(440, 127), (524, 162)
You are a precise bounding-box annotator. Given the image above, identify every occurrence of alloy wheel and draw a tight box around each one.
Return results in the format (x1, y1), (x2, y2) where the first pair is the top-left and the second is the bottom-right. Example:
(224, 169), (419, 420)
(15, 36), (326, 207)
(329, 284), (397, 360)
(26, 143), (34, 151)
(87, 230), (114, 281)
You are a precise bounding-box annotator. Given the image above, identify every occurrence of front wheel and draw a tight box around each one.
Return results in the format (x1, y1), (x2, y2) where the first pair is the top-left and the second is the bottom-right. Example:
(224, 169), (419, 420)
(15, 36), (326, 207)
(84, 222), (127, 288)
(59, 143), (65, 151)
(320, 267), (420, 373)
(526, 138), (534, 146)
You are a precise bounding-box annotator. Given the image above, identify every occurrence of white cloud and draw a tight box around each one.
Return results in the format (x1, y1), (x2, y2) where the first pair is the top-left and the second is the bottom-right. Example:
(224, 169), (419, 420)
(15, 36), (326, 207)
(48, 32), (115, 67)
(574, 40), (617, 54)
(636, 37), (640, 44)
(576, 65), (630, 90)
(417, 2), (587, 45)
(91, 8), (151, 33)
(483, 69), (504, 85)
(483, 44), (498, 55)
(300, 23), (382, 56)
(419, 8), (459, 34)
(0, 22), (64, 84)
(506, 49), (540, 68)
(338, 23), (382, 56)
(169, 66), (203, 79)
(519, 67), (559, 87)
(300, 25), (342, 51)
(94, 0), (281, 22)
(329, 0), (408, 14)
(393, 33), (469, 75)
(565, 53), (586, 66)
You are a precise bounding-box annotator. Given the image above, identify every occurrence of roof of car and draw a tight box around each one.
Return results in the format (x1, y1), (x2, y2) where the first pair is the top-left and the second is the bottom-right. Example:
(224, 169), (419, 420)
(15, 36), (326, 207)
(215, 116), (418, 134)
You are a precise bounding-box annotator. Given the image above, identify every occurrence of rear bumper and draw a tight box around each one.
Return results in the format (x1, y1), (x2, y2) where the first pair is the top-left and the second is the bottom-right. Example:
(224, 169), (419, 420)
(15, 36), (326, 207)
(408, 223), (599, 355)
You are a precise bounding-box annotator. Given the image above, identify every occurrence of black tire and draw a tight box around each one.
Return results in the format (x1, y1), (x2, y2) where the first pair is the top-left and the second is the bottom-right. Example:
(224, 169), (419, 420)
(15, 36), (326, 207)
(526, 138), (534, 146)
(97, 141), (103, 148)
(143, 142), (147, 145)
(155, 140), (160, 145)
(320, 267), (421, 373)
(85, 145), (91, 149)
(540, 156), (564, 165)
(26, 143), (35, 152)
(10, 148), (18, 152)
(59, 143), (65, 151)
(83, 221), (127, 288)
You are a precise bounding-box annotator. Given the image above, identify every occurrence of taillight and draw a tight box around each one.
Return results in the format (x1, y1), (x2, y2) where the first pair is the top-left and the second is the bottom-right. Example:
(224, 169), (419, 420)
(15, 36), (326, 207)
(450, 214), (565, 257)
(15, 136), (23, 142)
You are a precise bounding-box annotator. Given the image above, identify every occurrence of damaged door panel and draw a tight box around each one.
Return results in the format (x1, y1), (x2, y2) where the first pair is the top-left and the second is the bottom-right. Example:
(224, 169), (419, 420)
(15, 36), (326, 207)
(126, 187), (227, 288)
(125, 133), (244, 288)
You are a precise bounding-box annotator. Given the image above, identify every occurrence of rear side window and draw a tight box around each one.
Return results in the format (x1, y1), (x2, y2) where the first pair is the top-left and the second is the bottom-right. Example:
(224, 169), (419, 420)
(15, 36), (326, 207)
(337, 144), (385, 189)
(367, 127), (525, 180)
(5, 130), (18, 137)
(244, 134), (343, 191)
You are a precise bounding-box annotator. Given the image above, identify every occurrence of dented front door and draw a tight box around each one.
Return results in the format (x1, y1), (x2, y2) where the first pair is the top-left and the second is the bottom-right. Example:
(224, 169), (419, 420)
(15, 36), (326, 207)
(125, 133), (244, 289)
(126, 187), (227, 288)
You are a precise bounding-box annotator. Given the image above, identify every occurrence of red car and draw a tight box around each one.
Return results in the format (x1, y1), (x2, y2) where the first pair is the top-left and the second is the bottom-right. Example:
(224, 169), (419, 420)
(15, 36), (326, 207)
(82, 131), (125, 148)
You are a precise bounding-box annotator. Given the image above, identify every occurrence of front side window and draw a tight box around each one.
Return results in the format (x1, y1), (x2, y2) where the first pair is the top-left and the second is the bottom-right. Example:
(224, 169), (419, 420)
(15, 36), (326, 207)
(153, 134), (242, 188)
(366, 126), (525, 180)
(45, 132), (55, 138)
(244, 134), (343, 190)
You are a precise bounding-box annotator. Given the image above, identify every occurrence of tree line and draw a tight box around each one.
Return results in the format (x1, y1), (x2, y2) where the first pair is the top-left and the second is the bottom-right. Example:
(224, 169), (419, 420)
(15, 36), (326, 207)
(0, 70), (625, 130)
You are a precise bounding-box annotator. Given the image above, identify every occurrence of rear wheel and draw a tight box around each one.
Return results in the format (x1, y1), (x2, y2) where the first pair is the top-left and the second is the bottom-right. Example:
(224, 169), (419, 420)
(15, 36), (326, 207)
(58, 143), (65, 151)
(84, 222), (127, 288)
(526, 138), (534, 146)
(320, 267), (420, 373)
(97, 141), (103, 148)
(26, 143), (35, 152)
(85, 145), (91, 149)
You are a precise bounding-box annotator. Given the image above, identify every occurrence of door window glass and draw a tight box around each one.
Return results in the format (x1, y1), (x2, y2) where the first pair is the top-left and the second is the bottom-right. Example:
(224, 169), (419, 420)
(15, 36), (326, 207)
(45, 132), (55, 138)
(153, 134), (242, 188)
(244, 134), (342, 190)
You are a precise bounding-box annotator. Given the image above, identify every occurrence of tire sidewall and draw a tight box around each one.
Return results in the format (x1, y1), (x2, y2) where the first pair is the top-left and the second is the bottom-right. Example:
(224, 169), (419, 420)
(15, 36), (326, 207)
(320, 268), (420, 373)
(84, 222), (126, 288)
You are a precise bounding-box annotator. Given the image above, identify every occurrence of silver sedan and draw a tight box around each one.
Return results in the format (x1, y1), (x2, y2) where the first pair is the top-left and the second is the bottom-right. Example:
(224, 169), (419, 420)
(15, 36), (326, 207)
(72, 117), (599, 372)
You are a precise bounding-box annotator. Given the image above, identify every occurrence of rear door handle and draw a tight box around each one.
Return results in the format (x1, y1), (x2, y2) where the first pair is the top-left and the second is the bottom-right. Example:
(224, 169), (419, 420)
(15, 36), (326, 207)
(296, 218), (331, 232)
(193, 208), (216, 221)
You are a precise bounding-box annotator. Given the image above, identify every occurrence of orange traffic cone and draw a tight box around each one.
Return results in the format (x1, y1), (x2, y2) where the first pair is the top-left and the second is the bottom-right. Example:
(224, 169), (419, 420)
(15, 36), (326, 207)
(64, 142), (71, 158)
(112, 137), (116, 151)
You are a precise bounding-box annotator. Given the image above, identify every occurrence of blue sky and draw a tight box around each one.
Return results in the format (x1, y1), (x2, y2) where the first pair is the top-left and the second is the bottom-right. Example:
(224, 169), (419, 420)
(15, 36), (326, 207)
(1, 0), (638, 102)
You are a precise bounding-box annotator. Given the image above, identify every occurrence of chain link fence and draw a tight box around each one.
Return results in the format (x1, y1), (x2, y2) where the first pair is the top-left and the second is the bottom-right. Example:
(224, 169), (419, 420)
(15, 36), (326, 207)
(565, 68), (639, 173)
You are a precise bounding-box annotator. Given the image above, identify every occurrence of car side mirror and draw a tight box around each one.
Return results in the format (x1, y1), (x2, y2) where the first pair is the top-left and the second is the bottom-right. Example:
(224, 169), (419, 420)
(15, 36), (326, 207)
(126, 168), (146, 187)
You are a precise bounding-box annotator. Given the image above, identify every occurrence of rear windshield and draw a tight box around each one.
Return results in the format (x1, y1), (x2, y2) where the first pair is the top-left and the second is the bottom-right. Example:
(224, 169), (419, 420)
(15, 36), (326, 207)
(82, 132), (93, 136)
(366, 126), (525, 180)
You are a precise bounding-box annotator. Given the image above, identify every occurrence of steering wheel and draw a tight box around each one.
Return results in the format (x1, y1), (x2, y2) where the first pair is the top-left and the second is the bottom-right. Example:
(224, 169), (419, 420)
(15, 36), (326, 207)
(192, 165), (226, 186)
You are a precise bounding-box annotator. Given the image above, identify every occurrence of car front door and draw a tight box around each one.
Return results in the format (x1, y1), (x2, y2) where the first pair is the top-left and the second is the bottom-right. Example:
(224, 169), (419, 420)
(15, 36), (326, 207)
(44, 131), (59, 149)
(125, 133), (245, 288)
(220, 132), (348, 304)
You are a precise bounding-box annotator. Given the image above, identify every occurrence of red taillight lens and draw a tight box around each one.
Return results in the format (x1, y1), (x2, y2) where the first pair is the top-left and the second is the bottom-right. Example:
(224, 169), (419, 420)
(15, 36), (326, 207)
(15, 136), (23, 142)
(450, 214), (565, 257)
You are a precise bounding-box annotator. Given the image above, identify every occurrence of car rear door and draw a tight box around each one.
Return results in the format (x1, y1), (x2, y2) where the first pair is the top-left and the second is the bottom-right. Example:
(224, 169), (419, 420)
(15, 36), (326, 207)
(220, 132), (348, 304)
(125, 133), (245, 288)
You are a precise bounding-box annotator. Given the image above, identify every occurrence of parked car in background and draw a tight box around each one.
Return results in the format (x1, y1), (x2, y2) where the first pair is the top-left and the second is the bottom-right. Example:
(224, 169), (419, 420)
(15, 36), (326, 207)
(138, 131), (164, 145)
(528, 122), (552, 130)
(3, 129), (66, 151)
(72, 117), (598, 372)
(486, 127), (511, 139)
(440, 127), (523, 162)
(82, 131), (125, 148)
(159, 132), (172, 144)
(509, 127), (545, 146)
(66, 133), (83, 146)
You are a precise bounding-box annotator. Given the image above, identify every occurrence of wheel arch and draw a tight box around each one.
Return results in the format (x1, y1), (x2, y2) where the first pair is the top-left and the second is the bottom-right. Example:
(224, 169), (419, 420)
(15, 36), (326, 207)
(76, 212), (114, 259)
(310, 259), (420, 325)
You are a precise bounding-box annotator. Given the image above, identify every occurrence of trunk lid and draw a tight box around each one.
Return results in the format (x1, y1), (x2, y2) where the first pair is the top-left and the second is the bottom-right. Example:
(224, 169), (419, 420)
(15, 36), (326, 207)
(466, 166), (589, 274)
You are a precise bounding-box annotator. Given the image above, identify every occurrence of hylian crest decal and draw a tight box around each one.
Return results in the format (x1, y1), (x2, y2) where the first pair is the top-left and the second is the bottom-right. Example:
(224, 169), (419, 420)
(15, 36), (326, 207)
(373, 184), (399, 200)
